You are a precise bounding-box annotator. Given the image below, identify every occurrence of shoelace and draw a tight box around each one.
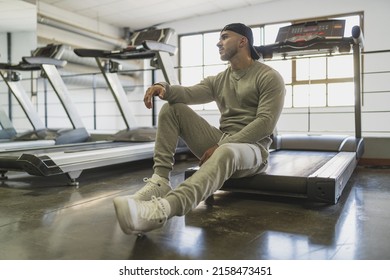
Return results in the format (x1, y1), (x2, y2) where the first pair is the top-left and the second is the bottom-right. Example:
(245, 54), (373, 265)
(139, 196), (168, 224)
(143, 177), (161, 187)
(138, 177), (161, 196)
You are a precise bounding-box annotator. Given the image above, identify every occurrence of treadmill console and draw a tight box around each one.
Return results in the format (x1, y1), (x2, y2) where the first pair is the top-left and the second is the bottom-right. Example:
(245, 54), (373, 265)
(22, 44), (68, 68)
(74, 28), (177, 60)
(31, 44), (66, 59)
(129, 28), (174, 45)
(256, 20), (353, 59)
(276, 20), (345, 43)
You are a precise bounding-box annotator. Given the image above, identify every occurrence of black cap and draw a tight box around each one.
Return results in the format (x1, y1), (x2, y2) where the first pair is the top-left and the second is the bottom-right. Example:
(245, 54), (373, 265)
(221, 23), (260, 60)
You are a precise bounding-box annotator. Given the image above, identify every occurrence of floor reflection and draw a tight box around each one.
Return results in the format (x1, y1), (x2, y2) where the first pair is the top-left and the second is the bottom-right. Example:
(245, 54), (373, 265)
(0, 164), (389, 259)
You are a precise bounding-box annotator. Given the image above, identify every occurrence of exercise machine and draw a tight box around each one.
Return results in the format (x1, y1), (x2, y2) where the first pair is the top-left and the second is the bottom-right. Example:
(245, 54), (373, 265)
(0, 106), (17, 140)
(74, 28), (178, 141)
(0, 44), (89, 149)
(0, 29), (182, 186)
(185, 20), (365, 204)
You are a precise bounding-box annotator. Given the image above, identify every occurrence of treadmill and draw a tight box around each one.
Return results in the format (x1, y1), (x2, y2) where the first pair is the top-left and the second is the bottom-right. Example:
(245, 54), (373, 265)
(0, 44), (90, 150)
(0, 52), (17, 141)
(185, 20), (365, 204)
(74, 28), (179, 142)
(0, 106), (17, 140)
(0, 29), (180, 186)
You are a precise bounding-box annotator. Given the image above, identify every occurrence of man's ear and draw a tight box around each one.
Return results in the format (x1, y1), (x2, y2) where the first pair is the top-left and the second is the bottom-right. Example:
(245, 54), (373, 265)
(239, 36), (248, 48)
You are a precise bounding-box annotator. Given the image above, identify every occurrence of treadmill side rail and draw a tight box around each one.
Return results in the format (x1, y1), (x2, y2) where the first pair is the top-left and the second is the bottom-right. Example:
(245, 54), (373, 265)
(307, 152), (357, 204)
(15, 143), (155, 185)
(18, 154), (64, 176)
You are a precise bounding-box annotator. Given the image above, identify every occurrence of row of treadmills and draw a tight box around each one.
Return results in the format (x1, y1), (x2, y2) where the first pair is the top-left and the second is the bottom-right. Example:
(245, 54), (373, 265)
(0, 28), (181, 186)
(1, 20), (364, 204)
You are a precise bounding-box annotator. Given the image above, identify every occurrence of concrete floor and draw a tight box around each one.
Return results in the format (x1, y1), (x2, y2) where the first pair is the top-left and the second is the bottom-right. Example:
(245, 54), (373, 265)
(0, 157), (389, 260)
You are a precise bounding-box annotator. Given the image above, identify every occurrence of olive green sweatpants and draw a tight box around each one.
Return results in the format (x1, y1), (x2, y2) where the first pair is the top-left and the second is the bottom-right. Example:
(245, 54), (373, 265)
(153, 103), (266, 216)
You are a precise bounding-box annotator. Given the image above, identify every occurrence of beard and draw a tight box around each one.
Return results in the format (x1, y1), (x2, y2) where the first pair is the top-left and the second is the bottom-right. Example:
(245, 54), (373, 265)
(220, 47), (238, 61)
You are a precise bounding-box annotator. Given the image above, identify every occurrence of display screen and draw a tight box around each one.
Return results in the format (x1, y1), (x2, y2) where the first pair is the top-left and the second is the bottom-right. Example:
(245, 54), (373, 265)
(275, 20), (346, 43)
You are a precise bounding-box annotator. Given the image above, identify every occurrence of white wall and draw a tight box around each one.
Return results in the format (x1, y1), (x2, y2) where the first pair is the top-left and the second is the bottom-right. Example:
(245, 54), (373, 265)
(37, 2), (126, 49)
(0, 31), (37, 132)
(0, 31), (37, 64)
(0, 1), (37, 132)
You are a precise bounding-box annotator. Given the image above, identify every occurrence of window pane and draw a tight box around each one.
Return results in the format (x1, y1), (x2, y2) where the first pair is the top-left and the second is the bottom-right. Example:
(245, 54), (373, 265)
(266, 60), (292, 83)
(180, 35), (203, 66)
(296, 59), (309, 80)
(181, 67), (203, 86)
(310, 57), (327, 80)
(204, 32), (220, 65)
(204, 64), (227, 77)
(293, 85), (309, 107)
(308, 84), (327, 107)
(293, 84), (326, 107)
(296, 57), (326, 80)
(328, 55), (353, 78)
(251, 27), (261, 46)
(328, 82), (354, 106)
(284, 85), (293, 108)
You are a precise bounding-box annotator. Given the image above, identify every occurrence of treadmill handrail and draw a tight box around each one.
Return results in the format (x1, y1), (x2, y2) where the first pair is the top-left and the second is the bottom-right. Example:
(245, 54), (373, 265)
(0, 108), (17, 139)
(74, 40), (176, 60)
(0, 71), (47, 131)
(142, 40), (177, 56)
(0, 62), (42, 71)
(22, 56), (67, 68)
(352, 25), (364, 48)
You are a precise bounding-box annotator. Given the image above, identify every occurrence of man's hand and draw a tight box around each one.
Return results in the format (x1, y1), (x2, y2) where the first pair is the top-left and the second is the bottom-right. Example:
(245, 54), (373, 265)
(144, 84), (166, 109)
(199, 145), (219, 166)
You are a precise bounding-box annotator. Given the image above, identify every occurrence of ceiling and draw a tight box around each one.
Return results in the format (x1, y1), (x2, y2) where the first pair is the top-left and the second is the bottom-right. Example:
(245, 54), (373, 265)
(22, 0), (276, 31)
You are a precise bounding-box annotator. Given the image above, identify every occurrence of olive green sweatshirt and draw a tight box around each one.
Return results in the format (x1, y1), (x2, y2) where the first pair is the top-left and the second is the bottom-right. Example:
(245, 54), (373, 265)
(160, 60), (285, 161)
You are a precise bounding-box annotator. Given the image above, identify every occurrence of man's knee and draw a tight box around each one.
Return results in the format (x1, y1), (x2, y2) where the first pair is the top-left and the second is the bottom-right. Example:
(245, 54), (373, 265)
(214, 144), (265, 177)
(159, 103), (189, 118)
(214, 143), (262, 165)
(214, 144), (240, 161)
(159, 102), (171, 115)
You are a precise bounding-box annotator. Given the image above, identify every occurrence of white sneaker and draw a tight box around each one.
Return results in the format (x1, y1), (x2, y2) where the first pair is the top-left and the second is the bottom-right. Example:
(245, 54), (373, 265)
(131, 174), (172, 201)
(113, 195), (171, 234)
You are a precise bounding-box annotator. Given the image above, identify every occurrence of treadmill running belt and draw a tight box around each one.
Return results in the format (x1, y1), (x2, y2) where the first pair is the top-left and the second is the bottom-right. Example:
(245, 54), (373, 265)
(266, 150), (336, 176)
(186, 149), (340, 199)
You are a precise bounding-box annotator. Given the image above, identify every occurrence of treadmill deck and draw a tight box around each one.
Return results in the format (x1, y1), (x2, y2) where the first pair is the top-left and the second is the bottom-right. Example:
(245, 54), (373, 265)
(185, 149), (359, 204)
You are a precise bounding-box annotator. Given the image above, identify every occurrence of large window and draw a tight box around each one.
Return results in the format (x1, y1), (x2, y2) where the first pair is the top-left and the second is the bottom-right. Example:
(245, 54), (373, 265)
(179, 14), (362, 110)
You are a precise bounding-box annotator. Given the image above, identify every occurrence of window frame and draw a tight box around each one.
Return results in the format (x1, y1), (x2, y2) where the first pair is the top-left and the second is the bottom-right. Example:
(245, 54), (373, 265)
(178, 12), (363, 109)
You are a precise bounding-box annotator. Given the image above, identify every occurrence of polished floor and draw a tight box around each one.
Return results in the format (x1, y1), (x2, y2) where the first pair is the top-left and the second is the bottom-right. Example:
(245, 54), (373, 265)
(0, 157), (389, 260)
